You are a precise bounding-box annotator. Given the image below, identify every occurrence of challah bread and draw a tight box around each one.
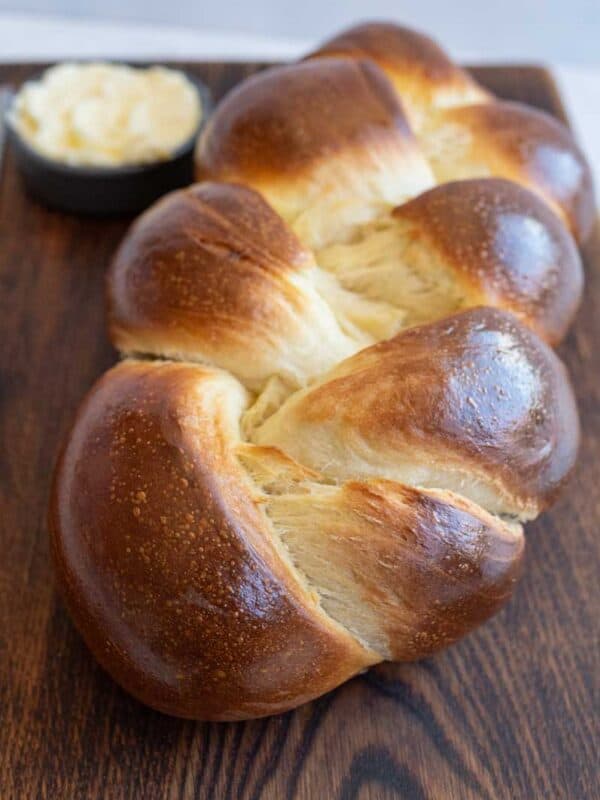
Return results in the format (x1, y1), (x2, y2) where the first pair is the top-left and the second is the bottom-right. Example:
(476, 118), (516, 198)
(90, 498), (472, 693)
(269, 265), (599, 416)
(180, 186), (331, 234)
(109, 178), (582, 371)
(50, 358), (524, 720)
(419, 102), (595, 242)
(266, 481), (523, 663)
(49, 361), (375, 720)
(198, 25), (594, 246)
(252, 307), (579, 520)
(318, 178), (583, 344)
(50, 20), (592, 720)
(108, 181), (379, 391)
(196, 58), (435, 249)
(51, 304), (573, 719)
(308, 21), (492, 130)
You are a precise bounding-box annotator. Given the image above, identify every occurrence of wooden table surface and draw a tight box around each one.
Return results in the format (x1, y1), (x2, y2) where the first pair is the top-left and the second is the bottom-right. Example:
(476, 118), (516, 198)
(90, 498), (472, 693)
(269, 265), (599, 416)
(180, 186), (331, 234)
(0, 62), (598, 800)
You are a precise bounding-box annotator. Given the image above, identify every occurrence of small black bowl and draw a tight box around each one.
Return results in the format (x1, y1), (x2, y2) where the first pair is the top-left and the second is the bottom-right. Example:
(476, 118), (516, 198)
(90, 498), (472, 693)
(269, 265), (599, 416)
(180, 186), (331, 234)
(5, 73), (211, 216)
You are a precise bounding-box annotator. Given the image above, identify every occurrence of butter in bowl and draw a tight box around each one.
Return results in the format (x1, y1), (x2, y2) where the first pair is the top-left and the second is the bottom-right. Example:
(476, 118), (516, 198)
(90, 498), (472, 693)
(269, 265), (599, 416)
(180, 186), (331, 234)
(6, 62), (210, 215)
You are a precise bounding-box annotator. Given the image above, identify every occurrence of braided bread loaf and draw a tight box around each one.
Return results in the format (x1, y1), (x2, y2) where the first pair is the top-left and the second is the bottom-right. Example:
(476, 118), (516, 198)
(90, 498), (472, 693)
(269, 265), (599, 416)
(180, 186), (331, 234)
(50, 22), (593, 721)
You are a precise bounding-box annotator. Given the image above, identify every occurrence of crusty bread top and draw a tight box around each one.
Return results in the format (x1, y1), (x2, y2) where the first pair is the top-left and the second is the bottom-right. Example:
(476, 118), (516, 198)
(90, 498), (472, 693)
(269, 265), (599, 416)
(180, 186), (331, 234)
(253, 306), (579, 519)
(309, 21), (491, 128)
(197, 24), (595, 247)
(50, 358), (524, 718)
(266, 479), (523, 661)
(49, 360), (376, 720)
(392, 178), (583, 343)
(196, 57), (435, 247)
(108, 181), (363, 390)
(108, 177), (583, 394)
(197, 57), (416, 183)
(420, 101), (596, 242)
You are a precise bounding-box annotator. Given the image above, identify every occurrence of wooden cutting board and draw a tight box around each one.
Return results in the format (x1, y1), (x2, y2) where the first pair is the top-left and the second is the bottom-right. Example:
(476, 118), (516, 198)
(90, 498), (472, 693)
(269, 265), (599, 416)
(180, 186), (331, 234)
(0, 62), (598, 800)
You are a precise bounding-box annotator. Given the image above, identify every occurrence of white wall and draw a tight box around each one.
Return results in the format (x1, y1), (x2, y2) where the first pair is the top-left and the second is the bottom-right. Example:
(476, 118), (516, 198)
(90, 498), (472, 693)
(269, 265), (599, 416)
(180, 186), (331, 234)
(2, 0), (600, 65)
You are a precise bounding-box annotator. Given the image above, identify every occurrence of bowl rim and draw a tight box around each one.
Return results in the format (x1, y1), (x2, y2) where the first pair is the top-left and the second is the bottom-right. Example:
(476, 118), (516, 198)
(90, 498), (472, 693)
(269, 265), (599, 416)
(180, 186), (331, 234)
(4, 62), (212, 177)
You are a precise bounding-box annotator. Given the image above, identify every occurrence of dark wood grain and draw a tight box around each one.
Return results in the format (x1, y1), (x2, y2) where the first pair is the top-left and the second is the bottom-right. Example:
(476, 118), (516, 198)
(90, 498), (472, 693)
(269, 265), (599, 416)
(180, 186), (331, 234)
(0, 62), (598, 800)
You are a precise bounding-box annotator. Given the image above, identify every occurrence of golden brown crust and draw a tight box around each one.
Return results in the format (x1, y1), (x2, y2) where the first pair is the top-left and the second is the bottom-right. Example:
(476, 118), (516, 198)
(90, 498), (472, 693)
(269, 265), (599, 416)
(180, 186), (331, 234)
(393, 178), (583, 344)
(49, 360), (374, 720)
(108, 181), (312, 330)
(308, 21), (491, 126)
(421, 101), (596, 243)
(254, 307), (579, 518)
(268, 479), (524, 660)
(50, 21), (589, 721)
(107, 181), (357, 389)
(49, 359), (526, 719)
(195, 58), (434, 246)
(196, 57), (411, 183)
(361, 483), (523, 659)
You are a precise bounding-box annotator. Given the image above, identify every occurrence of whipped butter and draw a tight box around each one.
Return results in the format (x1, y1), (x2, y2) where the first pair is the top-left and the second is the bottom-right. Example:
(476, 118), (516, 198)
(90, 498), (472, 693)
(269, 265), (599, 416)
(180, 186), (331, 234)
(9, 62), (202, 167)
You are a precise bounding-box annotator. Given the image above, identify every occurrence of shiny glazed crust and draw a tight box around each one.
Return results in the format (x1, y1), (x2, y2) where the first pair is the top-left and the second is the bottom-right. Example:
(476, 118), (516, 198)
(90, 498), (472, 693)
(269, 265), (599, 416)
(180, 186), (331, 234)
(107, 181), (359, 389)
(419, 101), (596, 242)
(391, 178), (583, 344)
(196, 57), (435, 248)
(253, 307), (579, 518)
(49, 361), (376, 720)
(198, 24), (595, 245)
(196, 57), (429, 189)
(50, 20), (590, 720)
(51, 358), (525, 717)
(308, 21), (492, 127)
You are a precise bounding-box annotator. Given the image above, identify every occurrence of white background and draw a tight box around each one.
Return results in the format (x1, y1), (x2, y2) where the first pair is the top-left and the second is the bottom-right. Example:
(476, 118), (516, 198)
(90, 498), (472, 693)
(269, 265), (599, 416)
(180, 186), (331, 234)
(2, 1), (600, 65)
